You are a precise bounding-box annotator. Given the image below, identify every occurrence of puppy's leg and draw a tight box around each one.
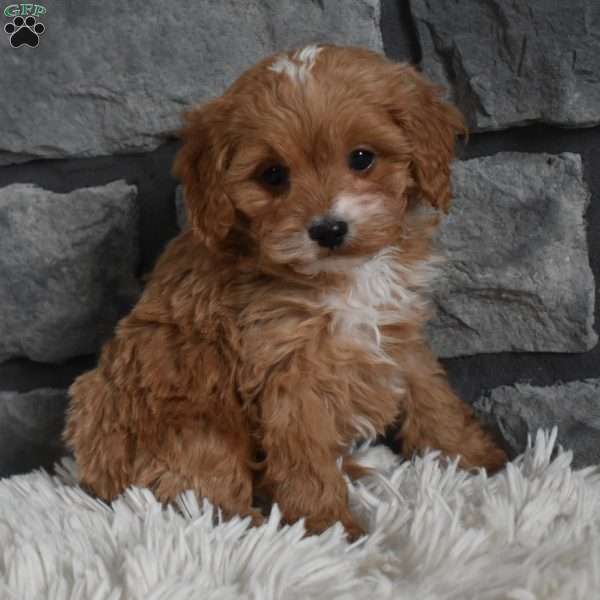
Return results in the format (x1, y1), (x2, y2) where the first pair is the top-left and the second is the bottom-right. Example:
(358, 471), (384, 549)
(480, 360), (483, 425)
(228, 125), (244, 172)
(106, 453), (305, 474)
(64, 369), (135, 502)
(66, 368), (258, 523)
(132, 424), (259, 522)
(258, 361), (364, 540)
(397, 343), (507, 472)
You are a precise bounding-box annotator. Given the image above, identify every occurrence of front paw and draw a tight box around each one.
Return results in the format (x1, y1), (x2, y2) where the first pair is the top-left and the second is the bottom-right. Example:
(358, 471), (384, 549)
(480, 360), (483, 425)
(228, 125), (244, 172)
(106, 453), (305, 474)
(482, 445), (509, 473)
(299, 509), (366, 541)
(269, 468), (366, 541)
(459, 444), (509, 473)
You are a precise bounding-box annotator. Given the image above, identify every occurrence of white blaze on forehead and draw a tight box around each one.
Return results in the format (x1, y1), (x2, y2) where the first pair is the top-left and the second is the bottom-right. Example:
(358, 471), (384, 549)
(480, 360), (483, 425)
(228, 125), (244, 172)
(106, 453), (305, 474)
(269, 44), (322, 84)
(332, 193), (385, 224)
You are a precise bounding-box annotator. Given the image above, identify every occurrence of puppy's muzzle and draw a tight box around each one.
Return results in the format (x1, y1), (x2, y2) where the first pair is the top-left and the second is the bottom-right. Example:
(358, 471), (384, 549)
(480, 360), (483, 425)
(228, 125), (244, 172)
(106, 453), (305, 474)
(308, 217), (348, 249)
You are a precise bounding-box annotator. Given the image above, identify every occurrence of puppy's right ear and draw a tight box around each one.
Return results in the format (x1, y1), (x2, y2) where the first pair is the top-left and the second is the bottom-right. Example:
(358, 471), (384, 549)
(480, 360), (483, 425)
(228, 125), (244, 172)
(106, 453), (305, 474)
(172, 99), (236, 250)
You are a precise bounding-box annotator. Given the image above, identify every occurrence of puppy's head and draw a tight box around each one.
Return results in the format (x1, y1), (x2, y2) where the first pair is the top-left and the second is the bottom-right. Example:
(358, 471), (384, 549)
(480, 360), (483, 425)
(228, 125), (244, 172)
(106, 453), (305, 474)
(173, 45), (464, 271)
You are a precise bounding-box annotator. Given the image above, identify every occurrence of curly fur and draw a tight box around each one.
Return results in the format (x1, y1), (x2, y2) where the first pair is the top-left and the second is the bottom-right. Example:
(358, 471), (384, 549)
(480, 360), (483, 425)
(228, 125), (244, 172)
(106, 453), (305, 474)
(64, 45), (506, 540)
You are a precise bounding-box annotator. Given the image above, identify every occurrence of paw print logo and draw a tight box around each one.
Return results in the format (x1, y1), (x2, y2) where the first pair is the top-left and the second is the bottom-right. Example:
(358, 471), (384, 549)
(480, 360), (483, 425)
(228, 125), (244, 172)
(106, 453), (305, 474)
(4, 15), (45, 48)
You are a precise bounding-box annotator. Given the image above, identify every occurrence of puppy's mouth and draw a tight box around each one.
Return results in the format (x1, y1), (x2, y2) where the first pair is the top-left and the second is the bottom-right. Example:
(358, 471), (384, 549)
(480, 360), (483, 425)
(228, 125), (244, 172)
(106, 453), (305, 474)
(296, 239), (377, 275)
(264, 224), (380, 276)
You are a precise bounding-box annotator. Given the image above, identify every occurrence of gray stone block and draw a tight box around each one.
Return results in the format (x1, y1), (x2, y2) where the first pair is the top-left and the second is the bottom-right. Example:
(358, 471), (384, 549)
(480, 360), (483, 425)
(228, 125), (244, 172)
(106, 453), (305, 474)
(0, 0), (382, 165)
(0, 181), (139, 363)
(428, 152), (596, 357)
(475, 379), (600, 468)
(410, 0), (600, 131)
(0, 388), (69, 477)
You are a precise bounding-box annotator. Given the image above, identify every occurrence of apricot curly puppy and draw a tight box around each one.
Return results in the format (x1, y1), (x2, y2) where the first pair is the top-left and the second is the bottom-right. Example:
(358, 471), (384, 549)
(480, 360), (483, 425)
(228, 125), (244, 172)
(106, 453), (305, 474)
(64, 45), (507, 540)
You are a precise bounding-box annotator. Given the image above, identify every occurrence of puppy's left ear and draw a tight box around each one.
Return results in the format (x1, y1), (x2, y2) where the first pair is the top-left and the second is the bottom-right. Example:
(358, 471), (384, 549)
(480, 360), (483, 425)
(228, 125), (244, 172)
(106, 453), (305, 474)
(388, 65), (466, 213)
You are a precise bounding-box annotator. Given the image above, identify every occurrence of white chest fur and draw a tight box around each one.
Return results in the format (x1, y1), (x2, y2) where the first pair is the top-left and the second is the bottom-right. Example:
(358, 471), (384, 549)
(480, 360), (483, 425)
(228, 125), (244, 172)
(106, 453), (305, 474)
(321, 248), (436, 361)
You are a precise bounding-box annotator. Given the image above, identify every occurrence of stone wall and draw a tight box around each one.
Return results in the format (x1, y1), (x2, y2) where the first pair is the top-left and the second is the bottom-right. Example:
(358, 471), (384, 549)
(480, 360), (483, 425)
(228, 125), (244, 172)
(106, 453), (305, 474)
(0, 0), (597, 475)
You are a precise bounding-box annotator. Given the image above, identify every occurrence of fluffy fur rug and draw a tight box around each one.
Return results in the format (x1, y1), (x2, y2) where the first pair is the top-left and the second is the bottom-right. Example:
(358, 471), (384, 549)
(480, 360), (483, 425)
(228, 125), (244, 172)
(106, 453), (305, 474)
(1, 429), (598, 599)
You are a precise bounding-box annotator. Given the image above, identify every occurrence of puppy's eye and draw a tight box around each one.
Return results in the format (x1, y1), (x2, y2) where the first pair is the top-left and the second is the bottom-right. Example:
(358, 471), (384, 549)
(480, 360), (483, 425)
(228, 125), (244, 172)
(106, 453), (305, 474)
(348, 149), (376, 172)
(259, 164), (289, 189)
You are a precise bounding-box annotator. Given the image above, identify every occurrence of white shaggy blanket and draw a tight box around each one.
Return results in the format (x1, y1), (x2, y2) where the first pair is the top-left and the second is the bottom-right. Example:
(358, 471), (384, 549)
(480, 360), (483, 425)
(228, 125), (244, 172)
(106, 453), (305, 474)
(1, 429), (599, 599)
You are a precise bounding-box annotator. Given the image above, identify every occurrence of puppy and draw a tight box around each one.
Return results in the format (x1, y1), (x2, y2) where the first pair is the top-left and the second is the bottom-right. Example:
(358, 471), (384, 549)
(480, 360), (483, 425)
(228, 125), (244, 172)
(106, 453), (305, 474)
(64, 45), (507, 540)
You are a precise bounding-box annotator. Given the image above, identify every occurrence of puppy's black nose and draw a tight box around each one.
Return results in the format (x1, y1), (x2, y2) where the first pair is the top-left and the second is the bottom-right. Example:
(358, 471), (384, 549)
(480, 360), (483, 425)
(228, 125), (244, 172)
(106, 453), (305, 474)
(308, 218), (348, 249)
